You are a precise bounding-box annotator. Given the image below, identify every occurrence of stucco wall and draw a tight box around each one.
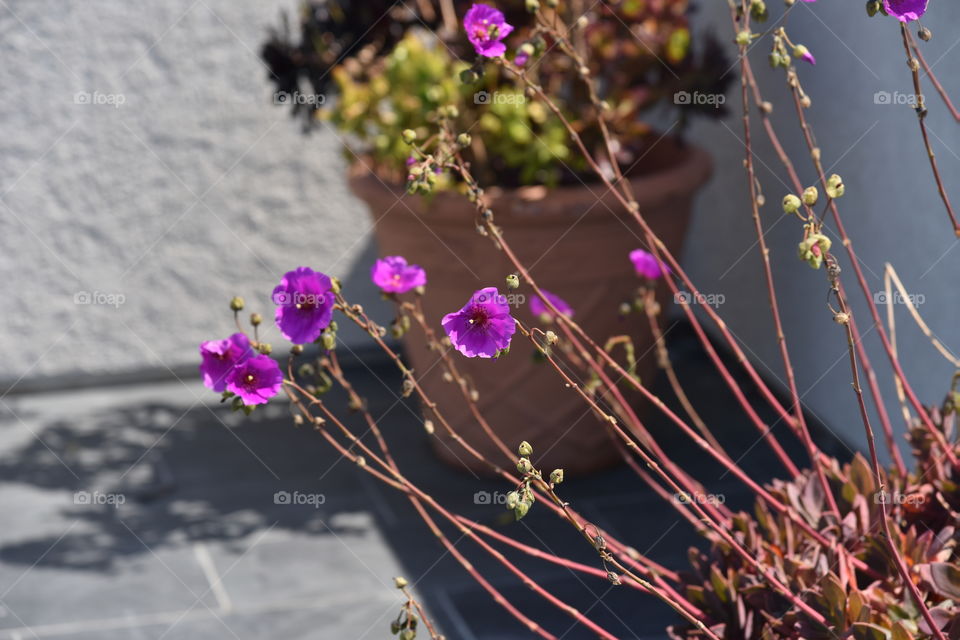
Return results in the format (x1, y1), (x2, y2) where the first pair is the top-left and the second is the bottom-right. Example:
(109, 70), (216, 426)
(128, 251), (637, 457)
(3, 1), (959, 452)
(0, 0), (390, 389)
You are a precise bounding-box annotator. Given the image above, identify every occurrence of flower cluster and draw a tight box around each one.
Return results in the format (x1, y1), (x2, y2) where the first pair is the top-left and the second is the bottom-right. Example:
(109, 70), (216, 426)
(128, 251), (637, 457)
(199, 333), (282, 407)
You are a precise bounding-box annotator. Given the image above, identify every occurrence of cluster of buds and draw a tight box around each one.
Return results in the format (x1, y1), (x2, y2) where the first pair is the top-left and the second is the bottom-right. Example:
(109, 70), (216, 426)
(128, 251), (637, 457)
(389, 576), (419, 640)
(507, 441), (537, 520)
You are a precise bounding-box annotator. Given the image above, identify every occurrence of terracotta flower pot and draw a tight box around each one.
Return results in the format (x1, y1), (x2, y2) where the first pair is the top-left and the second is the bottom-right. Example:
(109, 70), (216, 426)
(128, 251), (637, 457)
(349, 139), (712, 475)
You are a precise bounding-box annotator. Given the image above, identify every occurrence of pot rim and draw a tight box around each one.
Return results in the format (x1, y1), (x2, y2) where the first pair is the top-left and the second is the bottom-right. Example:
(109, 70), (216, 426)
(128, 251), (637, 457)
(349, 138), (712, 227)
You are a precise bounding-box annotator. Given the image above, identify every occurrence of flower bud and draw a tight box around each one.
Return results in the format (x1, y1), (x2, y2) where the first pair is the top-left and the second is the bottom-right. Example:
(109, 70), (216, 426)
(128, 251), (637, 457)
(457, 133), (472, 147)
(802, 186), (819, 206)
(918, 26), (932, 41)
(518, 441), (533, 456)
(550, 468), (564, 484)
(866, 0), (880, 16)
(394, 576), (409, 589)
(401, 129), (417, 145)
(798, 232), (832, 269)
(230, 296), (245, 312)
(782, 194), (801, 214)
(514, 501), (530, 520)
(258, 342), (272, 355)
(291, 344), (304, 356)
(322, 331), (336, 351)
(250, 312), (262, 326)
(750, 0), (769, 22)
(826, 174), (845, 199)
(399, 629), (416, 640)
(460, 68), (479, 84)
(423, 419), (434, 434)
(545, 0), (558, 7)
(833, 312), (850, 325)
(735, 31), (753, 47)
(506, 491), (520, 509)
(505, 274), (520, 289)
(525, 0), (540, 11)
(517, 458), (533, 474)
(545, 331), (558, 346)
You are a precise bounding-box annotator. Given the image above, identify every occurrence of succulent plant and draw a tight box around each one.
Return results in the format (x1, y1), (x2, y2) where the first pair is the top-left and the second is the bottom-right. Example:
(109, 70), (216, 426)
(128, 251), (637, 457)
(670, 394), (960, 640)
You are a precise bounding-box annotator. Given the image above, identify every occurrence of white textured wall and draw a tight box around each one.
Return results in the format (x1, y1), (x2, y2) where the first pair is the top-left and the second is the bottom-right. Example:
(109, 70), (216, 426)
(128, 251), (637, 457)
(0, 0), (387, 389)
(683, 0), (960, 454)
(3, 1), (959, 455)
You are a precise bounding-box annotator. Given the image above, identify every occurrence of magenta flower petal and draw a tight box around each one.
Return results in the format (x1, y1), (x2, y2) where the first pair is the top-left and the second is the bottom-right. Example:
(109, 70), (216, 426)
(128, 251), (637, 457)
(199, 333), (252, 392)
(630, 249), (669, 280)
(464, 3), (514, 58)
(883, 0), (928, 21)
(226, 354), (284, 406)
(371, 256), (427, 294)
(273, 267), (336, 344)
(442, 287), (516, 358)
(529, 289), (574, 319)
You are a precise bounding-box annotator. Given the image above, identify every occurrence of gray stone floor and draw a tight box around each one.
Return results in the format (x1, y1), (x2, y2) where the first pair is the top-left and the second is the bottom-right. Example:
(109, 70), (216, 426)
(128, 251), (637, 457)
(0, 325), (850, 639)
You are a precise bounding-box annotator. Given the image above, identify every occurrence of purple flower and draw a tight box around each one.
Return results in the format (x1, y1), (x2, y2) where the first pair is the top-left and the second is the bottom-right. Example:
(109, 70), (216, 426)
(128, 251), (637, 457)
(442, 287), (516, 358)
(273, 267), (336, 344)
(630, 249), (669, 280)
(226, 354), (284, 406)
(514, 51), (529, 66)
(371, 256), (427, 294)
(199, 333), (253, 392)
(883, 0), (928, 21)
(464, 4), (514, 58)
(530, 289), (574, 319)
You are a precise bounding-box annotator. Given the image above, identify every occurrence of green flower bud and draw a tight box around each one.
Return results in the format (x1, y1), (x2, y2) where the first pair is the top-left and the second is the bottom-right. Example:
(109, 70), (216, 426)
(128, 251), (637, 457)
(750, 0), (769, 22)
(525, 0), (540, 11)
(460, 68), (479, 84)
(518, 441), (533, 456)
(550, 468), (564, 484)
(250, 312), (262, 326)
(866, 0), (880, 16)
(457, 133), (472, 147)
(505, 274), (520, 289)
(290, 344), (304, 356)
(257, 342), (272, 355)
(918, 26), (932, 41)
(735, 31), (753, 47)
(782, 194), (802, 214)
(399, 629), (416, 640)
(230, 296), (245, 312)
(793, 44), (810, 60)
(394, 576), (408, 589)
(517, 458), (533, 474)
(802, 186), (819, 206)
(401, 129), (417, 145)
(826, 174), (845, 199)
(321, 331), (336, 351)
(514, 501), (530, 520)
(797, 233), (832, 269)
(506, 491), (519, 509)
